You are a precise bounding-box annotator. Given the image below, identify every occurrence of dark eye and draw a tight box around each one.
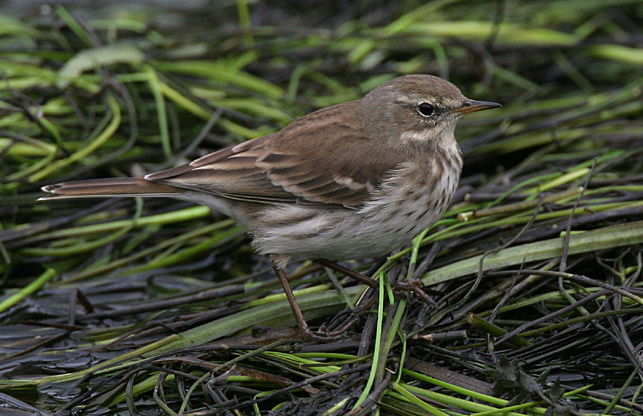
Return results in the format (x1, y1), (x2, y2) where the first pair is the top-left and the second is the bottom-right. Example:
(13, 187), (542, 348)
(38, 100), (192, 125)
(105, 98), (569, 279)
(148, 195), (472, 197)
(417, 102), (434, 117)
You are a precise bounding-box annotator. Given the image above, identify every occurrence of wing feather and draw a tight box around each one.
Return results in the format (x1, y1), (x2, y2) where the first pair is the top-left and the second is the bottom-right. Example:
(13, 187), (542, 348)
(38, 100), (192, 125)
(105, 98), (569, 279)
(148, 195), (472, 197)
(145, 101), (406, 207)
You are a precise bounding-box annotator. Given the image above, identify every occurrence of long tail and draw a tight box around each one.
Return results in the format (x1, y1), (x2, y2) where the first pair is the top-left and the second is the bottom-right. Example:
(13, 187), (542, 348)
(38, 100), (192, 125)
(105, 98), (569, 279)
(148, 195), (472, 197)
(39, 177), (183, 200)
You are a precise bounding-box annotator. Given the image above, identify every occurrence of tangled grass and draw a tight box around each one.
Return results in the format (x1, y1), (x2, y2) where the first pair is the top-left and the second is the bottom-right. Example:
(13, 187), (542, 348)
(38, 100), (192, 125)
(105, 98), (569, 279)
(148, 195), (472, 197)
(1, 1), (643, 414)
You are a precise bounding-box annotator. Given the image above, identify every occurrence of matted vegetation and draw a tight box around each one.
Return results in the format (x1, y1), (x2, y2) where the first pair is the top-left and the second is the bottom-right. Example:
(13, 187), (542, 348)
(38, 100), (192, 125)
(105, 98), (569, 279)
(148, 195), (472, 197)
(1, 1), (643, 414)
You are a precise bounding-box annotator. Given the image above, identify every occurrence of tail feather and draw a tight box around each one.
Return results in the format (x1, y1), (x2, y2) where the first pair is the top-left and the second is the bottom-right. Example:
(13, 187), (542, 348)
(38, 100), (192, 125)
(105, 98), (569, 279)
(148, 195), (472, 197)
(39, 177), (183, 200)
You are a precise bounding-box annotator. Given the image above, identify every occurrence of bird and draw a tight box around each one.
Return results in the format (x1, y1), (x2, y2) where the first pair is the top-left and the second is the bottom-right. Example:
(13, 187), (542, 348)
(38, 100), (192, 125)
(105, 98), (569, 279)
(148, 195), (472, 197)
(41, 74), (501, 340)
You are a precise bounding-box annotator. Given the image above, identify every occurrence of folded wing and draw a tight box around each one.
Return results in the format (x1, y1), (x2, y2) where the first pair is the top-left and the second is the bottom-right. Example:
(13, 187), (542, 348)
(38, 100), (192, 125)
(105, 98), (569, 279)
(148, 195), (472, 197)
(146, 102), (405, 208)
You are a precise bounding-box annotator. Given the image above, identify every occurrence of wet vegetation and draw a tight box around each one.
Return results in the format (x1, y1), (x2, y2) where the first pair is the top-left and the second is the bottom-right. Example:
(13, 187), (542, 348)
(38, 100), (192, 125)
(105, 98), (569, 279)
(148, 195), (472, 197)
(1, 1), (643, 414)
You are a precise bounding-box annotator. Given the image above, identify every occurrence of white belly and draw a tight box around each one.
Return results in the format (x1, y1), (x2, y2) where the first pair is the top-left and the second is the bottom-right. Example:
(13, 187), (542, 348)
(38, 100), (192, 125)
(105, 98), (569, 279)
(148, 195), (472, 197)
(251, 160), (460, 265)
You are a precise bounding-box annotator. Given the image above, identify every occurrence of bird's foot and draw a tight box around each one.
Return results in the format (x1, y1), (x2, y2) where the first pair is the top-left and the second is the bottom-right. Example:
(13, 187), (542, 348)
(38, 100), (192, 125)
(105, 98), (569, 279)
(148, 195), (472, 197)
(298, 327), (346, 342)
(297, 315), (359, 342)
(390, 279), (437, 306)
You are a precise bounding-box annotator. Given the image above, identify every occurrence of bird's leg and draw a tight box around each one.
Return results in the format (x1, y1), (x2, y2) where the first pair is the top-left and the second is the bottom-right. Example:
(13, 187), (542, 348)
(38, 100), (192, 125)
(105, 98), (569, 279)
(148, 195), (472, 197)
(316, 259), (434, 304)
(272, 261), (309, 335)
(271, 258), (433, 342)
(316, 259), (378, 289)
(271, 260), (349, 342)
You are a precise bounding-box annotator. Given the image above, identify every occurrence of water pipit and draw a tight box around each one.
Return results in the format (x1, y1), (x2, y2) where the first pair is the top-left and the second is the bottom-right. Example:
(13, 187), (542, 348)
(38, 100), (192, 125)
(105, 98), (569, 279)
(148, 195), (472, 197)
(41, 75), (501, 340)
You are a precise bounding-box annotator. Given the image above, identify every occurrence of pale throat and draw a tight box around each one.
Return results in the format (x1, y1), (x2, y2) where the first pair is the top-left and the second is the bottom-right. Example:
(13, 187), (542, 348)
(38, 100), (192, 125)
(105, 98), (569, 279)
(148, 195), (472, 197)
(399, 129), (435, 142)
(399, 120), (457, 145)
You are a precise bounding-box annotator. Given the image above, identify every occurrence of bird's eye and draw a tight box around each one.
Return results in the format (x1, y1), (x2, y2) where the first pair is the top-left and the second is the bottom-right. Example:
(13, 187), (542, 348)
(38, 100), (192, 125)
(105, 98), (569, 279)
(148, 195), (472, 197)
(417, 102), (434, 117)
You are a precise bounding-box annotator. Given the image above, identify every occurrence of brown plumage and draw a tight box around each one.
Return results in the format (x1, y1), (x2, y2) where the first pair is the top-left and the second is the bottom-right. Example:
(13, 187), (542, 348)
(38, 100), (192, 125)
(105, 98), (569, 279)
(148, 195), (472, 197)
(41, 74), (501, 340)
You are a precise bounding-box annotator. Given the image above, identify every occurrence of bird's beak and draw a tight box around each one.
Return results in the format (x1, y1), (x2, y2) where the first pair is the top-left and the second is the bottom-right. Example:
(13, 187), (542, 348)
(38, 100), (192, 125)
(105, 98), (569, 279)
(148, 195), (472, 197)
(452, 99), (502, 115)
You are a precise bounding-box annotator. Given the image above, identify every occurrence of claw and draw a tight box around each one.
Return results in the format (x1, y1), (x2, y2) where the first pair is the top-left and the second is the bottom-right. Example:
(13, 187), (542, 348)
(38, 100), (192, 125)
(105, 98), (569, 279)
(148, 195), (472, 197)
(391, 279), (438, 307)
